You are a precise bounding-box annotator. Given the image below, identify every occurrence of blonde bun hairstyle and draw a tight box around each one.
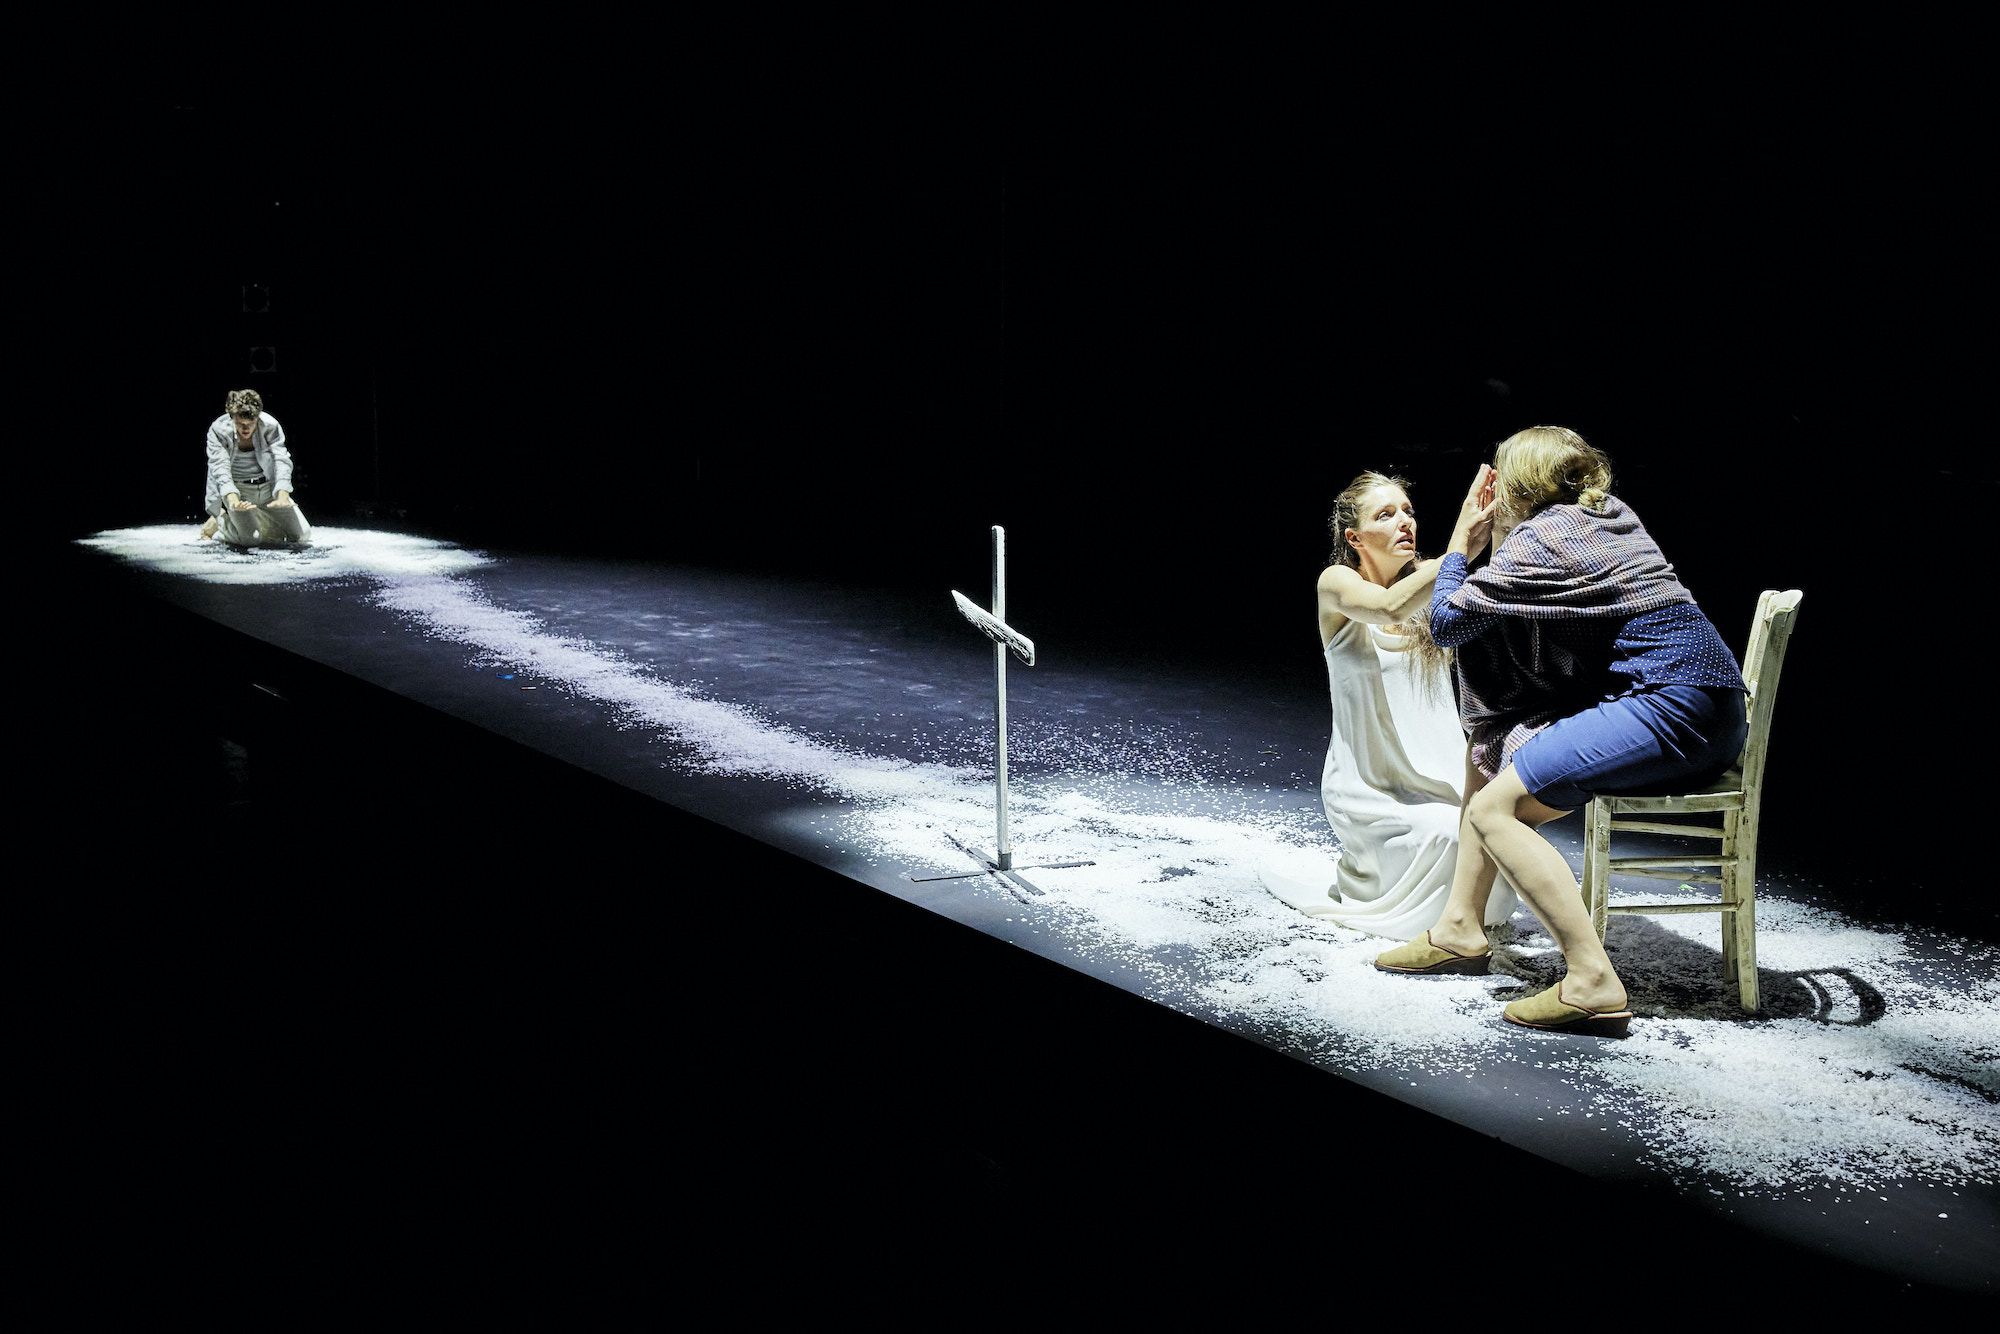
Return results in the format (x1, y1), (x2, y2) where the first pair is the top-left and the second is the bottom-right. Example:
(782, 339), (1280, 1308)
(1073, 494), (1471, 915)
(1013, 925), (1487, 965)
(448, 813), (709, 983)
(1492, 425), (1612, 525)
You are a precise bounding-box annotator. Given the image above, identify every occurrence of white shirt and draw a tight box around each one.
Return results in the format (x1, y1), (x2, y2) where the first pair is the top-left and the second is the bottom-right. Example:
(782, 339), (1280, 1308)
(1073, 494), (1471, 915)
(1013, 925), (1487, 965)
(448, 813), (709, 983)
(204, 413), (295, 510)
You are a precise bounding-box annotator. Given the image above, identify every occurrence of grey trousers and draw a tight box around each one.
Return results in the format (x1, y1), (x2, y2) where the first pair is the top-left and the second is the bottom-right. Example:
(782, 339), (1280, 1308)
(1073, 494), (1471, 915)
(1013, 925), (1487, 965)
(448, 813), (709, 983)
(209, 479), (311, 545)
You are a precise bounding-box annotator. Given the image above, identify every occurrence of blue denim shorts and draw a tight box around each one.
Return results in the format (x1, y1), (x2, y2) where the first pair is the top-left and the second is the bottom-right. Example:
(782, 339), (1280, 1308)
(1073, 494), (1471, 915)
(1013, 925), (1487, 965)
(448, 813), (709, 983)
(1509, 684), (1748, 812)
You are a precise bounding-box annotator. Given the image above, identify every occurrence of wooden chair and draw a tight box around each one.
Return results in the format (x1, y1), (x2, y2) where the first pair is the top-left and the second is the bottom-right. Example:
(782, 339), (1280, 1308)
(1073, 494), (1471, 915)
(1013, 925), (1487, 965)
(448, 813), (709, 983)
(1578, 590), (1804, 1013)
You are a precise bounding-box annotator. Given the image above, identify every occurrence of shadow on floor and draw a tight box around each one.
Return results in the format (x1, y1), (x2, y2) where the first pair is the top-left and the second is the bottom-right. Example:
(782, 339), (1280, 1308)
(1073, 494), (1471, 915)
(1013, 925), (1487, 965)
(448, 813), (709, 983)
(1488, 914), (1889, 1026)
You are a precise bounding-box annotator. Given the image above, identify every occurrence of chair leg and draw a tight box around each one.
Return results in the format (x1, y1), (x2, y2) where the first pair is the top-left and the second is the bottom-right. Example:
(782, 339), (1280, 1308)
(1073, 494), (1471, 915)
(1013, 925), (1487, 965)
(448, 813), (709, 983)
(1719, 810), (1740, 986)
(1734, 820), (1760, 1014)
(1578, 799), (1597, 934)
(1585, 798), (1611, 942)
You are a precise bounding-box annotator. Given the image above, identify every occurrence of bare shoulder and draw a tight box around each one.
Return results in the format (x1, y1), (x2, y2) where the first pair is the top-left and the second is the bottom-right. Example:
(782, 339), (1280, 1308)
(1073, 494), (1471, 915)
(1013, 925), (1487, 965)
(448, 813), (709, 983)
(1320, 563), (1382, 610)
(1319, 563), (1365, 594)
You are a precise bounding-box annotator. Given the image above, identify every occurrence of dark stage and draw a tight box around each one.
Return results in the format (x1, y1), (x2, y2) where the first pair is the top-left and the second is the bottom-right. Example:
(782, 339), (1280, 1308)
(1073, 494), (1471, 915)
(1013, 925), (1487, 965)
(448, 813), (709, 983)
(47, 530), (1999, 1300)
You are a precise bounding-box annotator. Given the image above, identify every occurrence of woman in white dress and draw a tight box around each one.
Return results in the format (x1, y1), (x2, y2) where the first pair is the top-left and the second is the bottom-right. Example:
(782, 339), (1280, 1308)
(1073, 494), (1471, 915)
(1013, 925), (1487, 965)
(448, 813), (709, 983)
(1260, 467), (1517, 941)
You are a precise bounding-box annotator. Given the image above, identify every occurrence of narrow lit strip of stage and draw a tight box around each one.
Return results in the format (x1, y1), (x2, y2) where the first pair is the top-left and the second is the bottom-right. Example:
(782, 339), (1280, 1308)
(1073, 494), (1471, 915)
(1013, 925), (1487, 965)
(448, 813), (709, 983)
(61, 526), (1998, 1294)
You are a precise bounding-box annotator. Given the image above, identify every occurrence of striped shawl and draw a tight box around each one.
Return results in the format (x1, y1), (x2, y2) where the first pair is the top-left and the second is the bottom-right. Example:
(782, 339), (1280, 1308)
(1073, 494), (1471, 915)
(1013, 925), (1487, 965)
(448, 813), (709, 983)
(1447, 496), (1694, 777)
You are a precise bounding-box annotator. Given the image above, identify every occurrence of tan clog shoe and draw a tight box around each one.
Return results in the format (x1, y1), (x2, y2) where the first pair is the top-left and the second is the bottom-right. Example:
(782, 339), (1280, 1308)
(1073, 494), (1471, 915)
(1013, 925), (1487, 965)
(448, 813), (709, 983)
(1373, 931), (1492, 976)
(1502, 980), (1633, 1038)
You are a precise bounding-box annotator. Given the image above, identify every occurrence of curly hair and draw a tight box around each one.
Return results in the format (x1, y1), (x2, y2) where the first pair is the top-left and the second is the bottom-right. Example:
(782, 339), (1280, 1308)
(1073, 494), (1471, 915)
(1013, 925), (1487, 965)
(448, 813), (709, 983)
(225, 388), (264, 417)
(1492, 425), (1612, 526)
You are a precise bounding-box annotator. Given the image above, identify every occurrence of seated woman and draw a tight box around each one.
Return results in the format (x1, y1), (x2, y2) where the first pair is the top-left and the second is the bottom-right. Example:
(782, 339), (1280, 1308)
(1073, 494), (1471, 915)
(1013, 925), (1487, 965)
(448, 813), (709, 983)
(1259, 469), (1518, 939)
(1372, 427), (1748, 1037)
(200, 388), (311, 546)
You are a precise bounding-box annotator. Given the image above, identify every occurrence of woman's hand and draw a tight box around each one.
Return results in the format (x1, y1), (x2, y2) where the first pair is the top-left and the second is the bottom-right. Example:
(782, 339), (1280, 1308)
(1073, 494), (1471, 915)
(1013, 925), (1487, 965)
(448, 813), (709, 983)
(266, 491), (295, 509)
(1449, 464), (1499, 561)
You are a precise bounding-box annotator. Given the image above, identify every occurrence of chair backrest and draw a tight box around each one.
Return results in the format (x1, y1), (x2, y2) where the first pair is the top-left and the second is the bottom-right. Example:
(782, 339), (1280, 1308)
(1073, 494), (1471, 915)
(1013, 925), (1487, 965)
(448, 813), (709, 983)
(1737, 589), (1803, 794)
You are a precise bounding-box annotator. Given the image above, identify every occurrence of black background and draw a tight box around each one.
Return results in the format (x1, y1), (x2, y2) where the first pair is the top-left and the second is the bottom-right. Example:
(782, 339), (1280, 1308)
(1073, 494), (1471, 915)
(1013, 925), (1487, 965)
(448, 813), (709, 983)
(18, 23), (1994, 1301)
(37, 24), (1988, 915)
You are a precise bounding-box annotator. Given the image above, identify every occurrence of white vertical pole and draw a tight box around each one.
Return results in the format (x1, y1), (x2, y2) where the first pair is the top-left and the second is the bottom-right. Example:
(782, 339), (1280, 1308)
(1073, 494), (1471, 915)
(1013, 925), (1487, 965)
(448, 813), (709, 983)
(993, 524), (1011, 870)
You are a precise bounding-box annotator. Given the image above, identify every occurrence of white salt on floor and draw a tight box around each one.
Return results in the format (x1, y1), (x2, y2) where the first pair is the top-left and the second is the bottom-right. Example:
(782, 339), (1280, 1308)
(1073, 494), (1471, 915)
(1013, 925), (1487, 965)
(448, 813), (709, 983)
(81, 526), (2000, 1199)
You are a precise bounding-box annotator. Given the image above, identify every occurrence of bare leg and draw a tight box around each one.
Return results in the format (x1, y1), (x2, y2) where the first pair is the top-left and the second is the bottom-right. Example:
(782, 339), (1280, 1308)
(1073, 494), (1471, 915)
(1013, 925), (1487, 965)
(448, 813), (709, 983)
(1466, 768), (1625, 1011)
(1424, 748), (1503, 956)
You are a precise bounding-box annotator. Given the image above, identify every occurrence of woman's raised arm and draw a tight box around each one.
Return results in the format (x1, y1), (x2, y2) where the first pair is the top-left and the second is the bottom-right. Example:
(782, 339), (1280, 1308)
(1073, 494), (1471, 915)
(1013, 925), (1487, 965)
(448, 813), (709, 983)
(1318, 558), (1445, 626)
(1428, 464), (1503, 647)
(1447, 464), (1498, 563)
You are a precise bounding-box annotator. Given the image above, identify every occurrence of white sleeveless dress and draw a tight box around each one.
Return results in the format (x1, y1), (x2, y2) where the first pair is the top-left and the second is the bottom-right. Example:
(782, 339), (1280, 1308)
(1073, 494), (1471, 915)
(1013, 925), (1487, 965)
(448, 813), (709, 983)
(1258, 617), (1518, 937)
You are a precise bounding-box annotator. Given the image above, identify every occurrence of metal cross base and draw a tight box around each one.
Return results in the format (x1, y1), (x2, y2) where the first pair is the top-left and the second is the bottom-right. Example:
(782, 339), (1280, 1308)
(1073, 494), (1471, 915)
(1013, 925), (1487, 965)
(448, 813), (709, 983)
(904, 832), (1095, 896)
(908, 828), (1096, 892)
